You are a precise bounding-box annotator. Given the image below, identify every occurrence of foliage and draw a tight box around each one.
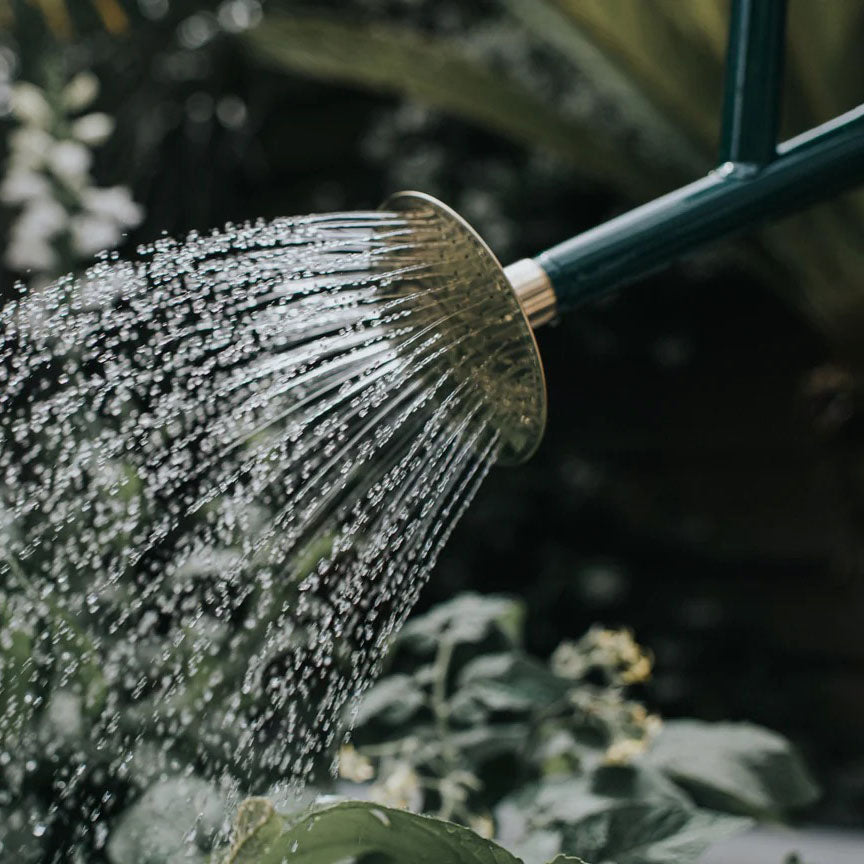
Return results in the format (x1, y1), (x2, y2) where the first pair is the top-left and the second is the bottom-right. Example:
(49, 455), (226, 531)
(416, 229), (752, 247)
(244, 11), (652, 197)
(644, 720), (820, 818)
(84, 593), (809, 864)
(324, 593), (815, 864)
(73, 593), (819, 864)
(216, 798), (524, 864)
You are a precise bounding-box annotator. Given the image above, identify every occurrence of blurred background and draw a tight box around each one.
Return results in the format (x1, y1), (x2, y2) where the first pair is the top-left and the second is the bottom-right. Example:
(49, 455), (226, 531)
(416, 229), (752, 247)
(1, 0), (863, 830)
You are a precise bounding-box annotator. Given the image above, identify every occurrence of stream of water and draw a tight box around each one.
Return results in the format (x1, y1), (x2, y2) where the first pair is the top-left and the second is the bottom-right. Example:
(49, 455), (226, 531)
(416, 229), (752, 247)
(0, 207), (538, 855)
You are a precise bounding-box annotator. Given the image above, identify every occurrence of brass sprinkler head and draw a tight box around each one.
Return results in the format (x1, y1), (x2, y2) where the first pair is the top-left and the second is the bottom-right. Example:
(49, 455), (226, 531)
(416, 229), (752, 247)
(382, 191), (554, 465)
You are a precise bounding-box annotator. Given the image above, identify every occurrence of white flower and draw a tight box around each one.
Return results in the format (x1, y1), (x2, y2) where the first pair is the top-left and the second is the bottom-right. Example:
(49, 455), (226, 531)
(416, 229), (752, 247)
(0, 169), (51, 204)
(62, 72), (99, 111)
(5, 232), (57, 271)
(16, 197), (68, 239)
(69, 213), (123, 256)
(71, 112), (115, 145)
(2, 68), (145, 279)
(47, 140), (92, 186)
(81, 186), (144, 228)
(8, 127), (54, 170)
(10, 82), (53, 127)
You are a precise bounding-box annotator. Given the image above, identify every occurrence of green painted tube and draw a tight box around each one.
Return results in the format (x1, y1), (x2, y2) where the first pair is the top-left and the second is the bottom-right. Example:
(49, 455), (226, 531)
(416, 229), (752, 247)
(535, 103), (864, 312)
(720, 0), (787, 167)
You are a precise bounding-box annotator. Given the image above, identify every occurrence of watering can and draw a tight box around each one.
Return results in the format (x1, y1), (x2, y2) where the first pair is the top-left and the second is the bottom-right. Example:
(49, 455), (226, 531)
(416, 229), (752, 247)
(384, 0), (864, 461)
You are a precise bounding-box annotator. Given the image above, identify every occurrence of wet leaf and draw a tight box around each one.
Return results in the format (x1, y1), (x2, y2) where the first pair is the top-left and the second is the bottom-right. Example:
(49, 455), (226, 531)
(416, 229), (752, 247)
(227, 800), (526, 864)
(221, 798), (284, 864)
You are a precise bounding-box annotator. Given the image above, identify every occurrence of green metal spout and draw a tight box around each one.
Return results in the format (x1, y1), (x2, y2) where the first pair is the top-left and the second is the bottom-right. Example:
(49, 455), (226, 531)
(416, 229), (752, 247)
(518, 0), (864, 315)
(535, 104), (864, 312)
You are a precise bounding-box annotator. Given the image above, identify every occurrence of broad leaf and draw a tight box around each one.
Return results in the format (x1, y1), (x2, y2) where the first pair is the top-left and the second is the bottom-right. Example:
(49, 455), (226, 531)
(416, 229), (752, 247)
(559, 802), (748, 864)
(457, 653), (570, 713)
(223, 799), (526, 864)
(644, 720), (820, 817)
(588, 763), (691, 806)
(395, 593), (525, 654)
(498, 777), (744, 864)
(353, 674), (427, 728)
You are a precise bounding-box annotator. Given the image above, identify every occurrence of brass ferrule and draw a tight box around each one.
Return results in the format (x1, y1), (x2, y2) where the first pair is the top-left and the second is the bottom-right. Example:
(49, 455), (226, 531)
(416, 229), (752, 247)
(503, 259), (557, 329)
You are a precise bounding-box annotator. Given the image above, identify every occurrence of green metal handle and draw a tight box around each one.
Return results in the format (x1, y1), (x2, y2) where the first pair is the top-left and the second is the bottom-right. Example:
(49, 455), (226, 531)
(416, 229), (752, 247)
(720, 0), (787, 167)
(535, 0), (864, 312)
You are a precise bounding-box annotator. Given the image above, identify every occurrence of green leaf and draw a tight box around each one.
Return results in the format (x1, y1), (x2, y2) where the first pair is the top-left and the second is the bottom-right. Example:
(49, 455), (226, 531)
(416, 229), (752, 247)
(502, 0), (704, 180)
(559, 802), (749, 864)
(353, 674), (427, 728)
(498, 777), (616, 829)
(644, 720), (820, 817)
(546, 857), (590, 864)
(244, 12), (645, 189)
(225, 800), (525, 864)
(588, 763), (691, 806)
(396, 592), (525, 654)
(498, 777), (744, 864)
(457, 653), (569, 713)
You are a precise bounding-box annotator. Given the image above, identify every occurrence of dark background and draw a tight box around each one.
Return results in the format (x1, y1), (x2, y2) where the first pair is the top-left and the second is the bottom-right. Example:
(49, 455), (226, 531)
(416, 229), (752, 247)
(3, 0), (863, 828)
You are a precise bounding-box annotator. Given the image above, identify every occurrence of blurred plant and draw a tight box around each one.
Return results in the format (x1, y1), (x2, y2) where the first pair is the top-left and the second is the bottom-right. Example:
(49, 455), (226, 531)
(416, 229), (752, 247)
(3, 585), (817, 862)
(1, 69), (143, 285)
(80, 592), (813, 864)
(327, 593), (817, 863)
(14, 0), (129, 38)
